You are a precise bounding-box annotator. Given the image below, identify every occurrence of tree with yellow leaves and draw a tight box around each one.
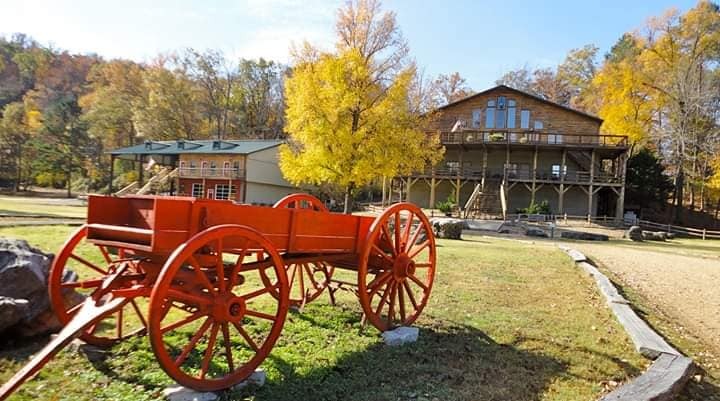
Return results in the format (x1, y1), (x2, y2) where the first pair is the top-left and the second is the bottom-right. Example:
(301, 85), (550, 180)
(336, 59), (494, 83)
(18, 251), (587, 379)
(281, 0), (443, 213)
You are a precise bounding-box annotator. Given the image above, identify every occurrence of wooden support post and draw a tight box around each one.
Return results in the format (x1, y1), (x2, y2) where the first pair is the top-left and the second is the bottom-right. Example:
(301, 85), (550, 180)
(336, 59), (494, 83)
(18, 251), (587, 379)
(616, 151), (628, 221)
(108, 155), (115, 194)
(587, 149), (595, 216)
(381, 176), (387, 207)
(702, 228), (707, 240)
(559, 149), (566, 214)
(481, 147), (488, 191)
(429, 175), (437, 208)
(531, 146), (538, 204)
(455, 177), (461, 205)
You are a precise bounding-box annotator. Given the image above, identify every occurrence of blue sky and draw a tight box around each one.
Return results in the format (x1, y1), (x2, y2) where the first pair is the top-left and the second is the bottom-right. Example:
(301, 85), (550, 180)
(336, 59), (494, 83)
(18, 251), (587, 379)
(0, 0), (697, 89)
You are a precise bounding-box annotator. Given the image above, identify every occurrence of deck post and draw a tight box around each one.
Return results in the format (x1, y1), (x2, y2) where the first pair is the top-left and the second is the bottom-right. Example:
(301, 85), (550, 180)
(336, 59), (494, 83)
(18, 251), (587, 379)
(531, 146), (538, 204)
(429, 175), (436, 208)
(559, 149), (566, 214)
(481, 147), (488, 191)
(587, 149), (595, 216)
(616, 151), (628, 221)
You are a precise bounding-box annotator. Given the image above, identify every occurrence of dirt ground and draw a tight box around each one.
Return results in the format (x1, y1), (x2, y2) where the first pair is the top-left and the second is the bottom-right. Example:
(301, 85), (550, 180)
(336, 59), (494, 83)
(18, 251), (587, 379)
(570, 241), (720, 353)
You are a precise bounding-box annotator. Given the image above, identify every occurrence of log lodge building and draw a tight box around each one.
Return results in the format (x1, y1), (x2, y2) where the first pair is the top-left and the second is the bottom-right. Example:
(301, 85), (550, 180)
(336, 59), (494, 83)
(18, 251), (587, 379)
(401, 85), (629, 219)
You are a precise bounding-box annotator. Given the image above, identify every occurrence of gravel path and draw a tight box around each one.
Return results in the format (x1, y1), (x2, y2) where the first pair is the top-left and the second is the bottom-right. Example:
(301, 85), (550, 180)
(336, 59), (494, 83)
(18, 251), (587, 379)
(571, 243), (720, 353)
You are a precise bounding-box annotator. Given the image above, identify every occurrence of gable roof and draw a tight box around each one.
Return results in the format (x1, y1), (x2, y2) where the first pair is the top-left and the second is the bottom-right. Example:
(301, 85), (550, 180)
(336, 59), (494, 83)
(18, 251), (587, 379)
(109, 139), (284, 156)
(438, 84), (603, 123)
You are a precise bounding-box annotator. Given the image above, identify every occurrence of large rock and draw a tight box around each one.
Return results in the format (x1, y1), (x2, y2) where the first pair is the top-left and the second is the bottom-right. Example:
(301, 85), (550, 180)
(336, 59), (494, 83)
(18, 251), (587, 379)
(560, 230), (609, 241)
(525, 227), (548, 238)
(0, 238), (63, 336)
(627, 226), (643, 241)
(642, 231), (668, 241)
(430, 218), (463, 240)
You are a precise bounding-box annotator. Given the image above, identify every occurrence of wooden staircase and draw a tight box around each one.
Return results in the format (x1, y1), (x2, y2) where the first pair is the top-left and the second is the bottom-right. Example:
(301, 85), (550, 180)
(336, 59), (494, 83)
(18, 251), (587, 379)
(114, 168), (178, 196)
(463, 180), (503, 219)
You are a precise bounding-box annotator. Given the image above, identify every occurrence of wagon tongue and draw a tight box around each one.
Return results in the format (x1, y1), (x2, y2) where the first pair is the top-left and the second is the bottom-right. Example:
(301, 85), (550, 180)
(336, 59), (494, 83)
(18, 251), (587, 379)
(0, 272), (131, 401)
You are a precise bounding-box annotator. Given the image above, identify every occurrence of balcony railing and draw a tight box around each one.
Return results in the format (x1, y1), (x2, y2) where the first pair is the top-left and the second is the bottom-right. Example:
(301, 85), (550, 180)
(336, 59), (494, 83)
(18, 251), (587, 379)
(411, 167), (622, 184)
(178, 167), (244, 179)
(436, 129), (628, 148)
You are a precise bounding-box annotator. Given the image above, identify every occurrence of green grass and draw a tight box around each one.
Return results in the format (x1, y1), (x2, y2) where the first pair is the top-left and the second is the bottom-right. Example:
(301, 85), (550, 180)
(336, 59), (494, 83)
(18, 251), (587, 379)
(0, 226), (646, 401)
(0, 196), (87, 219)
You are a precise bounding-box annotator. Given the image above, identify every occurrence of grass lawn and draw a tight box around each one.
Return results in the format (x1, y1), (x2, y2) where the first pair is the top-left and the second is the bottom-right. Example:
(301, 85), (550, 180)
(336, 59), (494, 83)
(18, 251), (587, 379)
(0, 196), (87, 219)
(0, 226), (646, 401)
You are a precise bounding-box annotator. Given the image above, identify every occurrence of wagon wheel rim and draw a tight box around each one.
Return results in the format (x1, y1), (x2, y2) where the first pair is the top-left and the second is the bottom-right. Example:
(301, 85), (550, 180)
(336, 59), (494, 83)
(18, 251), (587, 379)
(48, 224), (149, 347)
(357, 203), (436, 332)
(148, 224), (289, 391)
(273, 193), (328, 212)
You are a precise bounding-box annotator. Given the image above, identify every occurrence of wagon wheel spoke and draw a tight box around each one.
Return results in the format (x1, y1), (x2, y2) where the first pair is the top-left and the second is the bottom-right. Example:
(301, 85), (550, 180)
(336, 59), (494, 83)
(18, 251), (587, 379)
(408, 240), (430, 259)
(189, 256), (216, 295)
(405, 219), (424, 253)
(167, 289), (212, 306)
(69, 253), (108, 275)
(161, 310), (204, 334)
(116, 308), (123, 338)
(394, 212), (402, 254)
(200, 323), (220, 379)
(380, 224), (397, 257)
(401, 211), (415, 251)
(60, 278), (104, 289)
(240, 284), (277, 302)
(221, 323), (235, 372)
(231, 321), (260, 352)
(371, 244), (395, 265)
(245, 309), (276, 322)
(398, 283), (406, 323)
(403, 281), (419, 310)
(215, 239), (226, 293)
(386, 282), (398, 326)
(303, 263), (322, 289)
(367, 271), (392, 296)
(175, 317), (213, 367)
(297, 263), (306, 301)
(374, 283), (393, 316)
(98, 245), (113, 264)
(407, 274), (429, 292)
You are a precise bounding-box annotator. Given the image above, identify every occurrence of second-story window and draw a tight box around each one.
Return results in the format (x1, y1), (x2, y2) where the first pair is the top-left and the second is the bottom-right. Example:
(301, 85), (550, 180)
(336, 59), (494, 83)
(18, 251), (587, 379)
(520, 110), (530, 129)
(496, 97), (506, 129)
(485, 100), (495, 128)
(471, 109), (482, 128)
(507, 100), (516, 129)
(534, 120), (544, 130)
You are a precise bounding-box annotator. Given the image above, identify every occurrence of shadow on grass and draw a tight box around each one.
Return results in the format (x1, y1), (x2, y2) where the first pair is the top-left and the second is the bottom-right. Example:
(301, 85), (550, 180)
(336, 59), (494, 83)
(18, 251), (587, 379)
(227, 324), (567, 401)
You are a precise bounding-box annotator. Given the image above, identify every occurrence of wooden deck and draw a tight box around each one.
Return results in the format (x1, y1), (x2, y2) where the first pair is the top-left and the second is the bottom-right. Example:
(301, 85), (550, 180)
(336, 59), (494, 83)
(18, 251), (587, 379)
(436, 129), (628, 149)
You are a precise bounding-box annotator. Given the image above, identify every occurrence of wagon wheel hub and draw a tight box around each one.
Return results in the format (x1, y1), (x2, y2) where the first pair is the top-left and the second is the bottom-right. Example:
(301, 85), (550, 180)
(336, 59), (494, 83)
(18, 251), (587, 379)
(392, 253), (415, 281)
(211, 295), (246, 323)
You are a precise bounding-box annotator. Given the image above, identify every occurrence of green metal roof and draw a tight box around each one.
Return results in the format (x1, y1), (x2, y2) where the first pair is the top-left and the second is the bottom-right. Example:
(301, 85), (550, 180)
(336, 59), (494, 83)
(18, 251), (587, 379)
(109, 139), (284, 156)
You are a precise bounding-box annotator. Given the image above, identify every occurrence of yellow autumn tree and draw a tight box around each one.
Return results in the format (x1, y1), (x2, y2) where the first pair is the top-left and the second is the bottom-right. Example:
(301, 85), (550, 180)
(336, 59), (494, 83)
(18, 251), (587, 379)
(280, 0), (443, 213)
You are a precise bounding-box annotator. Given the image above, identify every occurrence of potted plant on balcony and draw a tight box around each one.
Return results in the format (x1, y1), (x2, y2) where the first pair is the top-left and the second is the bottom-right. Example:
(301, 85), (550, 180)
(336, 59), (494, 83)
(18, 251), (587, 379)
(489, 133), (505, 142)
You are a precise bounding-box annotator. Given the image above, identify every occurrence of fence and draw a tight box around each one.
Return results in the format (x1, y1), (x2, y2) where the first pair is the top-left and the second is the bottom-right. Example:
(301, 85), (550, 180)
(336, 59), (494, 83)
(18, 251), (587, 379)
(506, 213), (720, 240)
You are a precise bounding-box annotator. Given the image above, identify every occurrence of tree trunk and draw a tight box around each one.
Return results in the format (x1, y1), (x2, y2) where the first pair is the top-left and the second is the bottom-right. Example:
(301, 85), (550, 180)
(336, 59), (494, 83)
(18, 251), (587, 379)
(343, 182), (355, 214)
(673, 166), (684, 223)
(381, 176), (387, 207)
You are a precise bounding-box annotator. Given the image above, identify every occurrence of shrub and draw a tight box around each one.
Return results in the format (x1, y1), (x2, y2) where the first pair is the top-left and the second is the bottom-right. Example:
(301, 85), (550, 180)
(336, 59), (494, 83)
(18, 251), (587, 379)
(435, 194), (456, 215)
(520, 200), (551, 215)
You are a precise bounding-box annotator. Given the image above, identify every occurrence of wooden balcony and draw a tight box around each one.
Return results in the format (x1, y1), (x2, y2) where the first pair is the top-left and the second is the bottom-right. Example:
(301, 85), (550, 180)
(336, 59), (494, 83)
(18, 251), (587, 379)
(436, 129), (628, 148)
(410, 167), (622, 185)
(178, 167), (244, 179)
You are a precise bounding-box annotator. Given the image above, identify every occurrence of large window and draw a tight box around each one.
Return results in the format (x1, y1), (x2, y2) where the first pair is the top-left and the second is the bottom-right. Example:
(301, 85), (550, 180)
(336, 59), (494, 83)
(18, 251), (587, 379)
(520, 110), (530, 129)
(485, 100), (495, 128)
(191, 183), (204, 198)
(471, 109), (482, 128)
(551, 164), (568, 178)
(507, 100), (516, 129)
(534, 120), (544, 130)
(496, 96), (506, 129)
(214, 184), (236, 200)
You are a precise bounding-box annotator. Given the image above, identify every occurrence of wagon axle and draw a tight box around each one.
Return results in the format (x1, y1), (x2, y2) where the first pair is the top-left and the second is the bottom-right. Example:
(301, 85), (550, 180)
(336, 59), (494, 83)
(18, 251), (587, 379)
(0, 194), (437, 399)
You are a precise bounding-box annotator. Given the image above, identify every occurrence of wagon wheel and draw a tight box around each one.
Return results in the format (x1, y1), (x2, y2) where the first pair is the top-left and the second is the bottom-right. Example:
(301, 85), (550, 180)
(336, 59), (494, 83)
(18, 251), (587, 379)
(148, 224), (289, 391)
(271, 193), (334, 307)
(273, 193), (328, 212)
(357, 203), (436, 332)
(48, 225), (150, 347)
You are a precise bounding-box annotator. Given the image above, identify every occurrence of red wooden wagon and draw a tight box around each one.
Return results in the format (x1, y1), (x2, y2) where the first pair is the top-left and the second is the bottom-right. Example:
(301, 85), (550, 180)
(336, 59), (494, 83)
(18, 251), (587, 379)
(0, 193), (436, 398)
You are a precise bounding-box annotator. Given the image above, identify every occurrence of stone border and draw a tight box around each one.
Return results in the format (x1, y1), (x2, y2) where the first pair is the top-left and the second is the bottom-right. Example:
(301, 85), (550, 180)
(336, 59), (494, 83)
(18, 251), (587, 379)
(558, 245), (695, 401)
